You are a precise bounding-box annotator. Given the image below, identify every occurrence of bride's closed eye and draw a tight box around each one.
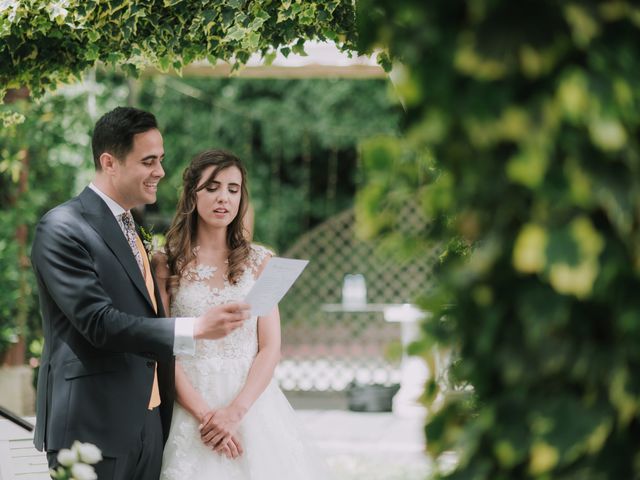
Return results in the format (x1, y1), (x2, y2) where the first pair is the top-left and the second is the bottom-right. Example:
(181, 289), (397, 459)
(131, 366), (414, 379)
(205, 186), (239, 194)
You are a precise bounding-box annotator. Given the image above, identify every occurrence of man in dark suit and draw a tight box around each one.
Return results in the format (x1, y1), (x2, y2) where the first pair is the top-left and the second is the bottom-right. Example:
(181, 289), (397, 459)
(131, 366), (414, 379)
(31, 107), (249, 480)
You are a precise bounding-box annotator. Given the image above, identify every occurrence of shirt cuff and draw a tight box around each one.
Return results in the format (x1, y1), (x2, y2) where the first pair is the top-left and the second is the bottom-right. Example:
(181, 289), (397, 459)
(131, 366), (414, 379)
(174, 317), (196, 356)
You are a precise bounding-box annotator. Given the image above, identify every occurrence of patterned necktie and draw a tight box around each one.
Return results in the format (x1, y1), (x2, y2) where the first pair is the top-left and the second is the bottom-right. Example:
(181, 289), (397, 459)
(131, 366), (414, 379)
(119, 211), (144, 274)
(118, 211), (161, 409)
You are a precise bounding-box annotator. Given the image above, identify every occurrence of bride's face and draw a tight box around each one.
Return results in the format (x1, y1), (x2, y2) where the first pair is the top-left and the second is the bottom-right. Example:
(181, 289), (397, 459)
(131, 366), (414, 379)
(195, 165), (243, 229)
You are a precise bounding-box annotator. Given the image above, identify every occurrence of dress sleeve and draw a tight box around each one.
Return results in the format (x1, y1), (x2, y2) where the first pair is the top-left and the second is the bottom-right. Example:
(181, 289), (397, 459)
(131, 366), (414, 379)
(248, 244), (275, 276)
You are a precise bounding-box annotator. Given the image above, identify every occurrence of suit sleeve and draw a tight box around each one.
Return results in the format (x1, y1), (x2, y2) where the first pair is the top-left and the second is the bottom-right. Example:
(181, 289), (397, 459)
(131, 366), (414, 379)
(31, 210), (175, 361)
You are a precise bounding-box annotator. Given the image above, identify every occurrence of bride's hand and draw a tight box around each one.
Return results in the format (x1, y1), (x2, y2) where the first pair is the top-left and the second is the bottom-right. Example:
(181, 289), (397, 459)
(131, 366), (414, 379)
(199, 405), (246, 451)
(215, 434), (244, 459)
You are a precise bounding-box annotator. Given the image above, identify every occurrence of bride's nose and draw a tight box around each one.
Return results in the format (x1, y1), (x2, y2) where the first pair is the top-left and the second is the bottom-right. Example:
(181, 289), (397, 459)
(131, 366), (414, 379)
(216, 190), (229, 203)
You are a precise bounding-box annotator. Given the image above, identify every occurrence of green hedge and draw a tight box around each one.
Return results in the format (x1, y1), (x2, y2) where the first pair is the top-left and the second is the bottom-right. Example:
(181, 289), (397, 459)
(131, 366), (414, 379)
(357, 1), (640, 478)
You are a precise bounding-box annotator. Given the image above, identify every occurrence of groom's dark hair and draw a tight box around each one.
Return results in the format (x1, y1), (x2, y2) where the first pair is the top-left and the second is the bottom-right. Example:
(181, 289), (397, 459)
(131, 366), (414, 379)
(91, 106), (158, 170)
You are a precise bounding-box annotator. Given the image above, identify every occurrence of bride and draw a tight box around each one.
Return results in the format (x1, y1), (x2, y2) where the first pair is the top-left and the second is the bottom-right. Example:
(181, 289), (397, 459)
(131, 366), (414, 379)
(154, 149), (330, 479)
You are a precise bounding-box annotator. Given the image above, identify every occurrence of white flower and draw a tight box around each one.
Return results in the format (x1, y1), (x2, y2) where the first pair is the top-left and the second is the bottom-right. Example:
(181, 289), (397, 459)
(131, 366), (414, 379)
(57, 448), (78, 467)
(70, 463), (97, 480)
(0, 0), (18, 23)
(75, 442), (102, 465)
(48, 1), (70, 24)
(0, 0), (14, 12)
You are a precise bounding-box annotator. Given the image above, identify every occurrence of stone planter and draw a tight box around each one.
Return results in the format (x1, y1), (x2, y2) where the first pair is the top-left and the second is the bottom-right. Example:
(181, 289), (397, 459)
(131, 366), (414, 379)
(346, 383), (400, 412)
(0, 365), (35, 416)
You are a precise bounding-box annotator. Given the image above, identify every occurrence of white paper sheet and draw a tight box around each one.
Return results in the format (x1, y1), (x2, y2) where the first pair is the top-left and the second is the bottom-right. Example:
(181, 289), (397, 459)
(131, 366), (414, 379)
(244, 257), (309, 316)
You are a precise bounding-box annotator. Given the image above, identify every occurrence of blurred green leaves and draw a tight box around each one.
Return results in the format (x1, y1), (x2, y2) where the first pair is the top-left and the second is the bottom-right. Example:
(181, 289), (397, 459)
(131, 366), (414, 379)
(513, 217), (604, 299)
(356, 0), (640, 478)
(355, 133), (433, 262)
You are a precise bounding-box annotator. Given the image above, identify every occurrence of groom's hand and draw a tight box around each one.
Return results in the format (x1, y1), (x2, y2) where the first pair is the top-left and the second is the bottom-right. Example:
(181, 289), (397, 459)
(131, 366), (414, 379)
(194, 302), (251, 339)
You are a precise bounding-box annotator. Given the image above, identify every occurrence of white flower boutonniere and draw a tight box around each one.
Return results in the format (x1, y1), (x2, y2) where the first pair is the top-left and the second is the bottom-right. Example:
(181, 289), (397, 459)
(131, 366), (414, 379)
(139, 226), (165, 261)
(140, 226), (154, 256)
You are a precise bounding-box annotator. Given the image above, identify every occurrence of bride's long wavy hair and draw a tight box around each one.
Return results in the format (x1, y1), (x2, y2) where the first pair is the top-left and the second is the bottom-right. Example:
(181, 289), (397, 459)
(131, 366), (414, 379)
(164, 149), (250, 290)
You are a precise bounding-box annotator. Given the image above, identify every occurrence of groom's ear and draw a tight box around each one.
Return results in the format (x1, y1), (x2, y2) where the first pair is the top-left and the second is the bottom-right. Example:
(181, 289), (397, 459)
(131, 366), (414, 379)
(100, 152), (117, 174)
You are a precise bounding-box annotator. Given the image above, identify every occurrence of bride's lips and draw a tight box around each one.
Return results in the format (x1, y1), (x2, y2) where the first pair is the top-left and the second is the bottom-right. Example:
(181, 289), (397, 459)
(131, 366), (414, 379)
(213, 208), (228, 218)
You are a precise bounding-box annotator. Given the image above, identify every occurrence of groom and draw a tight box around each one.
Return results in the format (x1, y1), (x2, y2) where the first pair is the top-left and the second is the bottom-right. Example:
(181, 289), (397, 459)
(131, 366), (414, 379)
(31, 107), (249, 480)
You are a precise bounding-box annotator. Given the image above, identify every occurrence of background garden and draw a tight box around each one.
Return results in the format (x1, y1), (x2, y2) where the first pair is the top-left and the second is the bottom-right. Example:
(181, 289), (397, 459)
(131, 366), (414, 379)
(3, 1), (640, 479)
(0, 72), (403, 368)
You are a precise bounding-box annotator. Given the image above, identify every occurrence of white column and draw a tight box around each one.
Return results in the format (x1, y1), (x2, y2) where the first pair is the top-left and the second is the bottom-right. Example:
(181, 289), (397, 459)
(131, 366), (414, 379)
(384, 304), (429, 418)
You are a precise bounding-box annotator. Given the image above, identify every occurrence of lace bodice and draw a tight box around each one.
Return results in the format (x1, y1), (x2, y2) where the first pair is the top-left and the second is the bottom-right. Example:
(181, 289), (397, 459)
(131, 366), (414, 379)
(171, 244), (273, 362)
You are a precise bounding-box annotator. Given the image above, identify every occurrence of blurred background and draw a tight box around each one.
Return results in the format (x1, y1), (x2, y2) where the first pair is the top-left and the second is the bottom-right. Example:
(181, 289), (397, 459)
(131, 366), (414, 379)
(0, 44), (431, 480)
(5, 2), (640, 479)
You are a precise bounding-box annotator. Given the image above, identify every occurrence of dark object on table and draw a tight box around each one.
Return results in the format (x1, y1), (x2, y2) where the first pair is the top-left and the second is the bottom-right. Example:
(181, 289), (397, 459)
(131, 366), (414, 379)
(347, 383), (400, 412)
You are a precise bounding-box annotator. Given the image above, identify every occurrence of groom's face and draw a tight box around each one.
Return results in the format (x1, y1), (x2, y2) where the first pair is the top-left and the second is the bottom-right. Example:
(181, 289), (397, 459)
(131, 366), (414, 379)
(112, 128), (165, 209)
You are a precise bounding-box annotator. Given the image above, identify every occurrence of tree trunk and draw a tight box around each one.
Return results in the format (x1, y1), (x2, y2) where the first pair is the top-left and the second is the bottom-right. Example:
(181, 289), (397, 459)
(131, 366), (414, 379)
(3, 87), (30, 367)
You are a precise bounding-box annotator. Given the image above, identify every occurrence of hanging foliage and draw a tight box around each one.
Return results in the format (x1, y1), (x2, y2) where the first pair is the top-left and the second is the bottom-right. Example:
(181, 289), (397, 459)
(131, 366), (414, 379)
(0, 0), (356, 118)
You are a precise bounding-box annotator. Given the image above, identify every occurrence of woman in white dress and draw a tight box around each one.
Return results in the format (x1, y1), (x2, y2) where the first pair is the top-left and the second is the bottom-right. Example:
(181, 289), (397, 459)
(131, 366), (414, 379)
(154, 150), (329, 479)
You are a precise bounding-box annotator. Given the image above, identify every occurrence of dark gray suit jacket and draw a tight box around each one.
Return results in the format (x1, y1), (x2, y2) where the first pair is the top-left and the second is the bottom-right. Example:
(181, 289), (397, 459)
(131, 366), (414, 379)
(31, 187), (176, 457)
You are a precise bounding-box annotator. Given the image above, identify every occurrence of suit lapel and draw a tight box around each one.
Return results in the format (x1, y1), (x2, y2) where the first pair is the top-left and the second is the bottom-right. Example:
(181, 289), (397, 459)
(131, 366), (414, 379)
(78, 188), (156, 311)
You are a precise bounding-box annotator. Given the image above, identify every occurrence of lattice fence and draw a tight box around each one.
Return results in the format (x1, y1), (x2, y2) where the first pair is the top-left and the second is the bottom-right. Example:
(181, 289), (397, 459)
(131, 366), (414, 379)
(275, 205), (438, 391)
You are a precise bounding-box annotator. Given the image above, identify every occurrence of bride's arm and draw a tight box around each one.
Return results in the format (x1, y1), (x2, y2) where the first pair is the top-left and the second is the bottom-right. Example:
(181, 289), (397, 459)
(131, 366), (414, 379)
(200, 256), (281, 448)
(152, 253), (242, 458)
(174, 358), (246, 456)
(200, 306), (281, 448)
(174, 363), (209, 420)
(233, 306), (281, 414)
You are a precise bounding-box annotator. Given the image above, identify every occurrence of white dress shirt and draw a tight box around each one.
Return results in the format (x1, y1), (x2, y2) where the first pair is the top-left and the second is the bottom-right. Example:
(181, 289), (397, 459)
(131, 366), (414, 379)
(88, 183), (195, 356)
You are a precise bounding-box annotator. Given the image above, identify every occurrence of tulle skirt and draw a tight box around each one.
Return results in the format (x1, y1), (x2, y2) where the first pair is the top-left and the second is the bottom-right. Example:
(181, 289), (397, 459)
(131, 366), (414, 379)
(160, 357), (331, 480)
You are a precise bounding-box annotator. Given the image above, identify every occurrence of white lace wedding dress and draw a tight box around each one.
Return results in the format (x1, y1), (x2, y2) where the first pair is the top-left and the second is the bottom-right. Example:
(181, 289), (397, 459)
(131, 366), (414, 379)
(160, 244), (331, 480)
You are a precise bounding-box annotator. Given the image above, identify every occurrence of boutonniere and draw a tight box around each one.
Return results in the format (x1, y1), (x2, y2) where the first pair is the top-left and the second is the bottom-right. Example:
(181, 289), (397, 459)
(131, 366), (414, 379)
(139, 226), (155, 259)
